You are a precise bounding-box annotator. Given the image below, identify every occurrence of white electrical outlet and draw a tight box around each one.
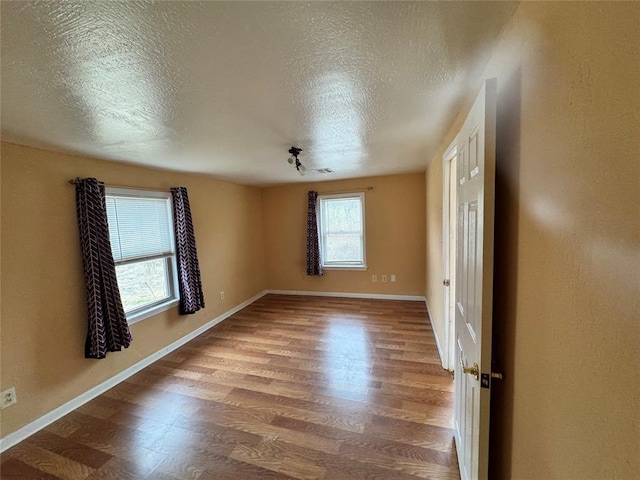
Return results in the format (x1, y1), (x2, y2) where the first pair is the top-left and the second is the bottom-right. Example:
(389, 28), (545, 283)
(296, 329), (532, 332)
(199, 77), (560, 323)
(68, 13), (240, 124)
(1, 387), (16, 409)
(382, 275), (388, 283)
(220, 291), (225, 300)
(372, 275), (377, 282)
(391, 274), (396, 282)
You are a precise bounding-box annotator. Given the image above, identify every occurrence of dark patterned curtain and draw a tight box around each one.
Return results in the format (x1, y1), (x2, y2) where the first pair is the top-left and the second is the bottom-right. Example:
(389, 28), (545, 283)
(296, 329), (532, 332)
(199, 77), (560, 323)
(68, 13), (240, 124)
(306, 191), (323, 276)
(75, 178), (131, 359)
(171, 187), (205, 314)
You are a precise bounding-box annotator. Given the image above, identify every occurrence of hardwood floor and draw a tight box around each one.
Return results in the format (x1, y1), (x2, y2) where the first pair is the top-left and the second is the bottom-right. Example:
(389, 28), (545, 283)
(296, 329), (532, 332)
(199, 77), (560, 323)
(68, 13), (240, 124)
(0, 295), (459, 479)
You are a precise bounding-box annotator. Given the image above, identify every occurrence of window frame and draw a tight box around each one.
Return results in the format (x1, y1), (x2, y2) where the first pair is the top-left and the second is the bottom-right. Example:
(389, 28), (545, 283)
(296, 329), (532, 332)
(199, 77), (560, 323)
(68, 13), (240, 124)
(318, 192), (367, 271)
(105, 187), (179, 324)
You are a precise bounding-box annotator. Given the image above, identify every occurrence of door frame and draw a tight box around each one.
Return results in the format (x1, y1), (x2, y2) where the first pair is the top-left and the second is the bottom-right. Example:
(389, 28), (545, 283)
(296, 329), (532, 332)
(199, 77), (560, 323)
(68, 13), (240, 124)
(441, 145), (458, 372)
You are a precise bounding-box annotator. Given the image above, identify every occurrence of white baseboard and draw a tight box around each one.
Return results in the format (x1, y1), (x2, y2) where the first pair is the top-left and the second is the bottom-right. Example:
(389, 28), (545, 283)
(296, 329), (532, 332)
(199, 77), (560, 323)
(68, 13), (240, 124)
(266, 289), (425, 302)
(0, 290), (268, 453)
(424, 298), (447, 370)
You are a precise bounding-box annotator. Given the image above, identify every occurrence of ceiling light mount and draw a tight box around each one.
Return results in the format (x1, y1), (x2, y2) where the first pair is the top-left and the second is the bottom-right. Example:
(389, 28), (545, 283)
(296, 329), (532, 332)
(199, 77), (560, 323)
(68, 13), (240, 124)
(287, 146), (306, 175)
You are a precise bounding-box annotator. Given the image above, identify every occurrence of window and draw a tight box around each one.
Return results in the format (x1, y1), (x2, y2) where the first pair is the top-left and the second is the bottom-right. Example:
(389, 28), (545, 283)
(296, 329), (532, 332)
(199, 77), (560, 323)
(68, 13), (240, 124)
(105, 188), (178, 323)
(318, 192), (366, 269)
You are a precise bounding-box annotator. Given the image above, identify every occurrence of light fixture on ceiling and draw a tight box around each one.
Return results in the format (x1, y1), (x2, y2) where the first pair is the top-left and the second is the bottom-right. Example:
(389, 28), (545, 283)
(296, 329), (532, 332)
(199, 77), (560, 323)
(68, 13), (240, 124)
(287, 146), (306, 176)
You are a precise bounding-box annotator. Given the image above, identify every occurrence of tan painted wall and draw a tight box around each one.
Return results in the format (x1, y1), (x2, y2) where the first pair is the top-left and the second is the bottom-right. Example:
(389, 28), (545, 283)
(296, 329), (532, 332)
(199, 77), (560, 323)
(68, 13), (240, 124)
(263, 174), (425, 296)
(0, 142), (267, 437)
(425, 3), (640, 478)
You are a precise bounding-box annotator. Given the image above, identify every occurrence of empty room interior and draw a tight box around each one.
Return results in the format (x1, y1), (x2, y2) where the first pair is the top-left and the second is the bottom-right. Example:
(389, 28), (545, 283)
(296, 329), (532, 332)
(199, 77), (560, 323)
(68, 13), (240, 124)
(0, 2), (638, 480)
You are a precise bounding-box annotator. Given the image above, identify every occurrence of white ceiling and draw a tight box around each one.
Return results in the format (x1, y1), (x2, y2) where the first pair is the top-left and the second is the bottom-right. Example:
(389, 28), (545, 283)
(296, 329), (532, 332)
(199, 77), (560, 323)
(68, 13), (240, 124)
(1, 1), (517, 186)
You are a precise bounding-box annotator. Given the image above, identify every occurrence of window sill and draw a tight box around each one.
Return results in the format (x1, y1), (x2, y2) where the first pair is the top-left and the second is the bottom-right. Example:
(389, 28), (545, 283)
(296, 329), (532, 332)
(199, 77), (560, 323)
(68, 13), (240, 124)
(322, 265), (368, 271)
(127, 298), (180, 325)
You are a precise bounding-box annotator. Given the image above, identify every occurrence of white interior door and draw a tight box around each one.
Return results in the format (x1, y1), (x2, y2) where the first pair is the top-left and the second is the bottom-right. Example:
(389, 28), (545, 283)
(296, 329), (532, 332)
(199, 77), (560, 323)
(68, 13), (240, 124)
(451, 78), (497, 480)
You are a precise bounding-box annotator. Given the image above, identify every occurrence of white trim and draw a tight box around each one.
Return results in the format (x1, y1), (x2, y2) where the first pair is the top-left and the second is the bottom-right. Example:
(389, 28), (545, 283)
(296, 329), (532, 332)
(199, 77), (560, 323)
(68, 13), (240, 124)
(106, 187), (170, 199)
(0, 290), (268, 453)
(318, 192), (366, 270)
(128, 298), (179, 325)
(442, 145), (458, 372)
(267, 289), (425, 302)
(322, 265), (368, 271)
(424, 298), (448, 370)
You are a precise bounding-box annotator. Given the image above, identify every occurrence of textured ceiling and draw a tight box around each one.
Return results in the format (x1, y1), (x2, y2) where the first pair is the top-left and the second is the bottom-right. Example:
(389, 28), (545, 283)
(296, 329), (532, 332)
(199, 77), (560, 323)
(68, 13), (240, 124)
(1, 1), (517, 185)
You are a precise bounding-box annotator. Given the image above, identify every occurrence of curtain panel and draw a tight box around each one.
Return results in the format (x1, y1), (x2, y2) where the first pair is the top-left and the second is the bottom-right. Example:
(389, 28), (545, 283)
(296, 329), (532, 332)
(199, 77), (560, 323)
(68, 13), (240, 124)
(306, 190), (323, 276)
(75, 177), (132, 359)
(171, 187), (205, 314)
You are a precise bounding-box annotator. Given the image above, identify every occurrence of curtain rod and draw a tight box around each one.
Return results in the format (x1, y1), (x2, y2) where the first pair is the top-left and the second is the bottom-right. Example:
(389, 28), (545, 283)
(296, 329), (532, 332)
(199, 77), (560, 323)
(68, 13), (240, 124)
(68, 179), (169, 193)
(317, 186), (374, 195)
(68, 179), (373, 195)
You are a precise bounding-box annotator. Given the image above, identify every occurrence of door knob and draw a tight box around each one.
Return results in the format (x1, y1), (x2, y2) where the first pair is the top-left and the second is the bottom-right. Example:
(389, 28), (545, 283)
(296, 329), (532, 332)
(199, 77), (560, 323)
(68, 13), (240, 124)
(459, 356), (479, 380)
(443, 279), (450, 286)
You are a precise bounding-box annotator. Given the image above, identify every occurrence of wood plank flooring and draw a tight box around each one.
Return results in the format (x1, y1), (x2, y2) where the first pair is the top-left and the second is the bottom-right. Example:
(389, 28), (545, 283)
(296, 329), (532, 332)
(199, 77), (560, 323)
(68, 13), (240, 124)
(0, 295), (459, 479)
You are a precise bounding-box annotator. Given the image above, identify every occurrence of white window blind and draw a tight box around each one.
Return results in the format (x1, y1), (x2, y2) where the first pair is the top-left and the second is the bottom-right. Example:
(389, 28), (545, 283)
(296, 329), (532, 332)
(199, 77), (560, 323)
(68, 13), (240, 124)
(104, 188), (178, 323)
(105, 196), (174, 264)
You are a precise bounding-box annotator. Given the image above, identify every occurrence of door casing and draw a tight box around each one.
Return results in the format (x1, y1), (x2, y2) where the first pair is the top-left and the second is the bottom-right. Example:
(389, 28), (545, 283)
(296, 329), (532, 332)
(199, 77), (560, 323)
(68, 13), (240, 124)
(442, 148), (458, 371)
